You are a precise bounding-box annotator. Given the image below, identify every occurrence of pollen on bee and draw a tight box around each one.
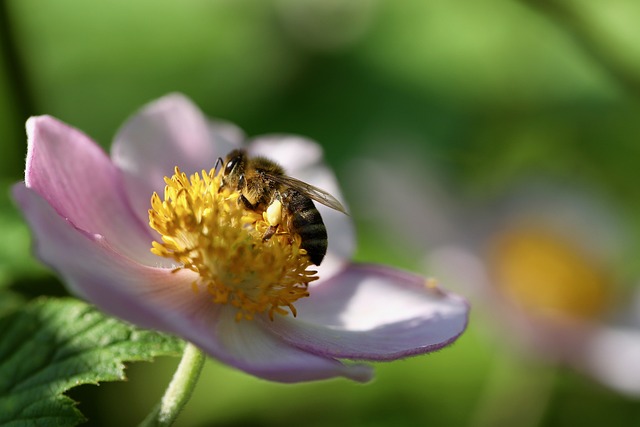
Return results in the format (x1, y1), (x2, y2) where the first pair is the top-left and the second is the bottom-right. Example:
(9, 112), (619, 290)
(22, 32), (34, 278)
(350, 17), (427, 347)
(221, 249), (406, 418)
(265, 199), (282, 227)
(148, 166), (317, 321)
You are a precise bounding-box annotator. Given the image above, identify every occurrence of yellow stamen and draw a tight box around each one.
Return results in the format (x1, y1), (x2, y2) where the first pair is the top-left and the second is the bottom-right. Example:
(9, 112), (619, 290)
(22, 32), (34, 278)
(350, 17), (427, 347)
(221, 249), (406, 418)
(148, 167), (318, 321)
(488, 225), (614, 321)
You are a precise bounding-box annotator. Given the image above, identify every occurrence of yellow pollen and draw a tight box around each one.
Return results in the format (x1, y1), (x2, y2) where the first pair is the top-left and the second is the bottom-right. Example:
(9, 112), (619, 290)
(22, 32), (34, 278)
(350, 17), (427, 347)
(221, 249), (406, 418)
(148, 167), (318, 321)
(488, 225), (614, 321)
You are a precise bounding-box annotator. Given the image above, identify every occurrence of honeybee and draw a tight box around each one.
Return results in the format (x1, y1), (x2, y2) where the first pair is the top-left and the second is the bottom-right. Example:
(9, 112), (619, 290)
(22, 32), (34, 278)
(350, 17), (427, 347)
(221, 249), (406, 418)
(219, 149), (347, 265)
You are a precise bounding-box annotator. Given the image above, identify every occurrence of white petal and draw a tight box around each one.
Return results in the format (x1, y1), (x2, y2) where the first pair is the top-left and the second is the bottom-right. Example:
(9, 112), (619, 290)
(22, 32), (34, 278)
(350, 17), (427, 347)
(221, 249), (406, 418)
(266, 264), (469, 360)
(202, 308), (373, 383)
(583, 326), (640, 396)
(111, 94), (226, 225)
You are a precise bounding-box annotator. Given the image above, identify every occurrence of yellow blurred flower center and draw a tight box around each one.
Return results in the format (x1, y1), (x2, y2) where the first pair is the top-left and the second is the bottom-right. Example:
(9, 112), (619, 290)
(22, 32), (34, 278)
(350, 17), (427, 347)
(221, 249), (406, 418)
(148, 167), (317, 321)
(489, 226), (613, 321)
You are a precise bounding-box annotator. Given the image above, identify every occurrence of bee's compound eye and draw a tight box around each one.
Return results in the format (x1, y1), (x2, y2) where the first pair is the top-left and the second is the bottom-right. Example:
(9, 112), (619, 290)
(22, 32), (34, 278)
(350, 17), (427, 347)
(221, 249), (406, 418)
(224, 157), (239, 176)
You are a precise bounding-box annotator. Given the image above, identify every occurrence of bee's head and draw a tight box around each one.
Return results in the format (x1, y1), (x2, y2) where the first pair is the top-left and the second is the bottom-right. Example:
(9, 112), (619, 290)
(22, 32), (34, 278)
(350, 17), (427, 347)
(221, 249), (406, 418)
(220, 149), (247, 190)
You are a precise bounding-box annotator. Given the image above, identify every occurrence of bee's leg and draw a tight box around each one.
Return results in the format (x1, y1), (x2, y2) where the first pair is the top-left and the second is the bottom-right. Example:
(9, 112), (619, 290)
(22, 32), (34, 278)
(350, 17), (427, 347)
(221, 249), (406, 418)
(262, 225), (279, 241)
(239, 194), (256, 210)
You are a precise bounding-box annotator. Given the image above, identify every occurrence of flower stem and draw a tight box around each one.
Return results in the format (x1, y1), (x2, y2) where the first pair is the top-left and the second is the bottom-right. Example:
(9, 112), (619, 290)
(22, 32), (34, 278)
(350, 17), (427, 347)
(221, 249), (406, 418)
(139, 342), (206, 427)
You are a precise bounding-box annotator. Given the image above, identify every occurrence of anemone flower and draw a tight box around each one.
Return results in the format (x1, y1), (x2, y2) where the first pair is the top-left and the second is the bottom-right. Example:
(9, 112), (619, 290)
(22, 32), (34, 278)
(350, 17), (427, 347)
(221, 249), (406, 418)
(355, 151), (640, 396)
(13, 94), (468, 383)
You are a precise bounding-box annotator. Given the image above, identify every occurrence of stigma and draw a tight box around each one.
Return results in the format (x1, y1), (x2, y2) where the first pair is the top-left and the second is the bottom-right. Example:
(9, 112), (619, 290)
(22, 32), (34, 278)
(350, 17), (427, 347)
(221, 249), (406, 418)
(148, 167), (318, 321)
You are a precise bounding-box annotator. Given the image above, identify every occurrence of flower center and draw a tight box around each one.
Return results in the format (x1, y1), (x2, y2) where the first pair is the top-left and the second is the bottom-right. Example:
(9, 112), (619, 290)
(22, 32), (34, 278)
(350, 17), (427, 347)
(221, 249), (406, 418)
(148, 167), (318, 321)
(488, 225), (614, 321)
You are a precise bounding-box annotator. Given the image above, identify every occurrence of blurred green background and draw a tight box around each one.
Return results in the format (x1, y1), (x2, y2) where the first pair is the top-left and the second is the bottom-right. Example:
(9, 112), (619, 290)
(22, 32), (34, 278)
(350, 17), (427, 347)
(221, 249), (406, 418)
(3, 0), (640, 425)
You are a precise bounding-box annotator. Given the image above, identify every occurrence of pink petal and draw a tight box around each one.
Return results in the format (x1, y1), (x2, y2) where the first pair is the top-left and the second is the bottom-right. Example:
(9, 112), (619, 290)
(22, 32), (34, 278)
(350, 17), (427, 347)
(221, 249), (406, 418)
(24, 116), (158, 265)
(248, 136), (355, 277)
(14, 184), (372, 382)
(265, 264), (469, 360)
(204, 308), (373, 383)
(13, 183), (195, 326)
(111, 93), (242, 225)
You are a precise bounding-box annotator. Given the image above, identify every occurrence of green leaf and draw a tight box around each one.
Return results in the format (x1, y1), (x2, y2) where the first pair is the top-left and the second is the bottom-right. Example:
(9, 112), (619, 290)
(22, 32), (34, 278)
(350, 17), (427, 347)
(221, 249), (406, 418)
(0, 297), (185, 427)
(0, 289), (25, 319)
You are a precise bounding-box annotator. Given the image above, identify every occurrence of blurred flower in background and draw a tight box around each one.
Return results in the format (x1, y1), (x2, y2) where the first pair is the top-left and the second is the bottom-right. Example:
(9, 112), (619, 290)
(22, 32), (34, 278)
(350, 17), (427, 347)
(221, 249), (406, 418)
(475, 222), (640, 425)
(353, 150), (640, 398)
(435, 184), (640, 396)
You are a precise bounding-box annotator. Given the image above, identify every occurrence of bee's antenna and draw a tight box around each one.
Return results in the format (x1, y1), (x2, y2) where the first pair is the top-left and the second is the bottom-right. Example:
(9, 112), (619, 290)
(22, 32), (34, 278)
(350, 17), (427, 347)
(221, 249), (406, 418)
(214, 157), (223, 174)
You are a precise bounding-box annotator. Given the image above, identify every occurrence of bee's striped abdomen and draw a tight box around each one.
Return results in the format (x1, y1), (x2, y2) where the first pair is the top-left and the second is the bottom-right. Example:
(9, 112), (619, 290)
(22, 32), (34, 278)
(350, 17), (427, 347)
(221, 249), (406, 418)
(284, 190), (328, 266)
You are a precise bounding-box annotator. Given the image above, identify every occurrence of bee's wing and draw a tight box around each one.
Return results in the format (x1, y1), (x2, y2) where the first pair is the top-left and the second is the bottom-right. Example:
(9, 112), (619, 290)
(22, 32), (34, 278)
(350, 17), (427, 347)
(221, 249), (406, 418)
(269, 174), (348, 215)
